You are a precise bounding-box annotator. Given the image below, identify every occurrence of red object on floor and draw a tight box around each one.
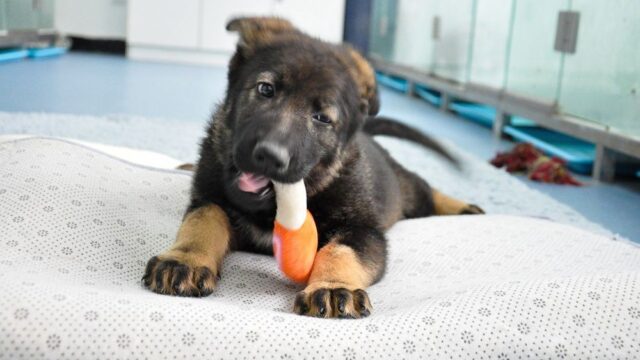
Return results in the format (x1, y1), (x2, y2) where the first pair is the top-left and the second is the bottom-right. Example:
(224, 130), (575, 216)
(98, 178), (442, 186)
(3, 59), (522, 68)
(491, 143), (582, 186)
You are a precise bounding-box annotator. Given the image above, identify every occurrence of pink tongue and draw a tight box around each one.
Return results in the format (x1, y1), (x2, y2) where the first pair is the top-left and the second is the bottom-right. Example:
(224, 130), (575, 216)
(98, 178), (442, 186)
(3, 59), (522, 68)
(238, 172), (270, 193)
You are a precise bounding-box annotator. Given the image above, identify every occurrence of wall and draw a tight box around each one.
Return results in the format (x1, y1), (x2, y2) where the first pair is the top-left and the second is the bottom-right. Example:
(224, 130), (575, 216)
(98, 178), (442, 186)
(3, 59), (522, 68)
(54, 0), (127, 39)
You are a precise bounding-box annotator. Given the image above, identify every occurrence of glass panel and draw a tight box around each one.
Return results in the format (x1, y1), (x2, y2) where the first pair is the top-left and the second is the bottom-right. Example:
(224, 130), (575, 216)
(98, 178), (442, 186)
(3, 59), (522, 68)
(468, 0), (514, 88)
(432, 0), (474, 82)
(506, 0), (569, 103)
(0, 0), (7, 31)
(369, 0), (398, 62)
(391, 0), (437, 73)
(37, 0), (54, 29)
(559, 0), (640, 137)
(5, 0), (38, 30)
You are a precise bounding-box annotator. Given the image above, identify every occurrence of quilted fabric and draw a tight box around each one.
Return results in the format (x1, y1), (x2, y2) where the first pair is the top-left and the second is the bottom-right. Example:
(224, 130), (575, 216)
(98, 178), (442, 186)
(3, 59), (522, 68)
(1, 137), (639, 359)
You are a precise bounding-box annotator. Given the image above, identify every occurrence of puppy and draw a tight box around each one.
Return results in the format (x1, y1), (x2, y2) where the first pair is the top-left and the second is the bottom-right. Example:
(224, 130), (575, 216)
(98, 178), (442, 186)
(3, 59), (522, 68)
(142, 17), (483, 318)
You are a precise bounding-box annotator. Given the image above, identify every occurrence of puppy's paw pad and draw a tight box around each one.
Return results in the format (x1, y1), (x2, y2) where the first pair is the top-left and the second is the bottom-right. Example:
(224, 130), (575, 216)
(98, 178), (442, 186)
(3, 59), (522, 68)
(142, 255), (217, 297)
(293, 288), (372, 319)
(459, 204), (484, 215)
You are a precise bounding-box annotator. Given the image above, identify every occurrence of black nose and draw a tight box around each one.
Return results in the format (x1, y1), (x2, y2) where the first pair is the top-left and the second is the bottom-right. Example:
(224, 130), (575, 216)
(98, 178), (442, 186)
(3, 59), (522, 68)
(253, 141), (290, 172)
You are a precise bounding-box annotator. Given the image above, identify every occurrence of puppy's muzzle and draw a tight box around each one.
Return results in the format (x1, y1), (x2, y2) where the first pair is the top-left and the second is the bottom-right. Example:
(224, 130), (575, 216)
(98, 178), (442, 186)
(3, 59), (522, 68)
(253, 141), (291, 173)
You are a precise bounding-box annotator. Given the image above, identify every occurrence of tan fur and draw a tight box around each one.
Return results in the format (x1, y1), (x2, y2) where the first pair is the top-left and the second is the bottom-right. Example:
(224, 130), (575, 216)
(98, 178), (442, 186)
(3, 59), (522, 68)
(305, 242), (376, 292)
(146, 204), (231, 295)
(226, 17), (295, 50)
(432, 189), (473, 215)
(344, 47), (378, 114)
(169, 204), (231, 272)
(293, 242), (375, 318)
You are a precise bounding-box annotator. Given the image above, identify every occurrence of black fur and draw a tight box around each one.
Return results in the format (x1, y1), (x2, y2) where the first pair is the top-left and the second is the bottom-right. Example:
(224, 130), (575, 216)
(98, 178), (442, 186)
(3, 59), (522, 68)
(188, 18), (466, 286)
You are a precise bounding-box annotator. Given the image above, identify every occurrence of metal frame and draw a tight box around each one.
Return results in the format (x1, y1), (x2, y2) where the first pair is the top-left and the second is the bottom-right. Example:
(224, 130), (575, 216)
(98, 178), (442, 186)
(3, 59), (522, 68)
(370, 57), (640, 181)
(0, 30), (56, 48)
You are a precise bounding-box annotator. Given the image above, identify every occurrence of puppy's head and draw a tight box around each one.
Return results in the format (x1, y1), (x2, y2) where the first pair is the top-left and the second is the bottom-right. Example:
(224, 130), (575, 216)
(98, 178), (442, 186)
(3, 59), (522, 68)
(222, 17), (379, 211)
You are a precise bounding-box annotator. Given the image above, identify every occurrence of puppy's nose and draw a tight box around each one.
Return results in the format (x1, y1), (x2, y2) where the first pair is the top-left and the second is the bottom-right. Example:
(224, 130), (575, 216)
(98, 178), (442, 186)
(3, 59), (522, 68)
(253, 141), (290, 172)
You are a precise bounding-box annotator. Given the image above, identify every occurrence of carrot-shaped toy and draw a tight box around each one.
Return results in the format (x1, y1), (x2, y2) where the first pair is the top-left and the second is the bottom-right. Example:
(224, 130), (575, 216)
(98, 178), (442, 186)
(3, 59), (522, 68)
(272, 180), (318, 283)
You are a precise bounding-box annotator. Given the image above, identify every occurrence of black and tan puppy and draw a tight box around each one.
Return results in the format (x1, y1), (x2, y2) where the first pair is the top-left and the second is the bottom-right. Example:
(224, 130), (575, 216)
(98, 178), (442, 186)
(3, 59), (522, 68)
(142, 17), (483, 318)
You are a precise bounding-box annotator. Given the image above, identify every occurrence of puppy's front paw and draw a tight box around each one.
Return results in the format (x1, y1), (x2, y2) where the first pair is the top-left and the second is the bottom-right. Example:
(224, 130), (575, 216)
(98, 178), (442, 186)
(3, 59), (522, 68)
(142, 252), (217, 297)
(293, 286), (372, 319)
(459, 204), (484, 215)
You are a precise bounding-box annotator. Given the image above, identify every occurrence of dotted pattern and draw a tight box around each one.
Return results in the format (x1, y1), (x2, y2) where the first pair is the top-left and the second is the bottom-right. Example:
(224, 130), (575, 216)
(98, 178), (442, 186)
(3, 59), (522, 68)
(0, 138), (639, 359)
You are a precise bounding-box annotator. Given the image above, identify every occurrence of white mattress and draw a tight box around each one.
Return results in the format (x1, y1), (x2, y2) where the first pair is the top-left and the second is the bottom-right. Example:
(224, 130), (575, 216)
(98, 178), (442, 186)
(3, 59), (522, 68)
(1, 137), (639, 359)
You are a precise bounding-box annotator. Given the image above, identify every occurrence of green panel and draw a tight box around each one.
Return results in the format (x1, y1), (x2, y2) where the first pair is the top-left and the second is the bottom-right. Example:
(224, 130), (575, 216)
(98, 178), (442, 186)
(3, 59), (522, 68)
(558, 0), (640, 137)
(468, 0), (514, 88)
(506, 0), (569, 103)
(369, 0), (398, 62)
(391, 0), (437, 72)
(432, 0), (474, 82)
(0, 0), (7, 31)
(5, 0), (38, 30)
(37, 0), (54, 29)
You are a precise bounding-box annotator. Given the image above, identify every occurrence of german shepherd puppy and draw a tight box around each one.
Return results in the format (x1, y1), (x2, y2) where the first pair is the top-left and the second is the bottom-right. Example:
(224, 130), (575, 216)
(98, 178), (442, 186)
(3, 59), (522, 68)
(142, 17), (483, 318)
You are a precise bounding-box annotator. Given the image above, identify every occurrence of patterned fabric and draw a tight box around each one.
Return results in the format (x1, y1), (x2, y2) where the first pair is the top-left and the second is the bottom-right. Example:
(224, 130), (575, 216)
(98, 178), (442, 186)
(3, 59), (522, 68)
(1, 137), (638, 359)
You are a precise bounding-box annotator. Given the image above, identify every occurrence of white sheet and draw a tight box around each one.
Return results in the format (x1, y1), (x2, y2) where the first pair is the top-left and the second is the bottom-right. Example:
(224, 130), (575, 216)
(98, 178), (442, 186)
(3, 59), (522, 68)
(1, 137), (638, 359)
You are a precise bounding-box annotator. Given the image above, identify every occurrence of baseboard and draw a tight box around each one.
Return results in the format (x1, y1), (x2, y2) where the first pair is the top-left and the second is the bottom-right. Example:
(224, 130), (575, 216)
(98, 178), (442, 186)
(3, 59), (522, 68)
(69, 36), (126, 55)
(126, 45), (231, 67)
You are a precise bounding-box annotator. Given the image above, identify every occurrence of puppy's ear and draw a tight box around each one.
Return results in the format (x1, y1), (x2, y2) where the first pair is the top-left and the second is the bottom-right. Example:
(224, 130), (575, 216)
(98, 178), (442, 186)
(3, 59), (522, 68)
(226, 17), (295, 52)
(345, 48), (380, 116)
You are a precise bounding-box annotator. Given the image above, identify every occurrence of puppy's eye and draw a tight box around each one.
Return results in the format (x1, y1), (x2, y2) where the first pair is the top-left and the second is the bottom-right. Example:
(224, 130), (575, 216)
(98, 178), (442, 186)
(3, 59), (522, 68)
(257, 82), (275, 98)
(312, 113), (332, 124)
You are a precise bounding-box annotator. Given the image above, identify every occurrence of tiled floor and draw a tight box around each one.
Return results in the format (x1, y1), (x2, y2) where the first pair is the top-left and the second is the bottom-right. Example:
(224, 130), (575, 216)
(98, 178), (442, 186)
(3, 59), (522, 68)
(0, 52), (638, 241)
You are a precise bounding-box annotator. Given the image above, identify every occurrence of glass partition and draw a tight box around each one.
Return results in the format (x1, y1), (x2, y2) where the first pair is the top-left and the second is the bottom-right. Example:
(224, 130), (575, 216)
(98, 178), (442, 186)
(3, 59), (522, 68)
(0, 0), (6, 31)
(558, 0), (640, 137)
(468, 0), (514, 88)
(505, 0), (569, 103)
(5, 0), (39, 30)
(431, 0), (474, 82)
(369, 0), (398, 62)
(391, 0), (436, 73)
(37, 0), (54, 30)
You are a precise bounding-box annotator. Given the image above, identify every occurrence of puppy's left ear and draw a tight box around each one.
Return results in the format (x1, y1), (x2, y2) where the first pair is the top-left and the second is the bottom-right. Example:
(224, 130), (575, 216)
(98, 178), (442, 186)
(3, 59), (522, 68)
(345, 48), (380, 116)
(226, 17), (296, 52)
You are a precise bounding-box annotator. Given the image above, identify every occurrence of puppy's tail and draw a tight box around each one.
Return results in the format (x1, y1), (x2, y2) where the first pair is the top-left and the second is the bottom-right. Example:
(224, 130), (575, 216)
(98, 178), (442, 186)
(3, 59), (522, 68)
(363, 117), (459, 167)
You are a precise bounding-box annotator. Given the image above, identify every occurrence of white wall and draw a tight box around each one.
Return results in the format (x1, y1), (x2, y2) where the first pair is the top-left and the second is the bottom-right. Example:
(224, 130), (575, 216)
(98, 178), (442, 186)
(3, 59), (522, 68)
(55, 0), (127, 39)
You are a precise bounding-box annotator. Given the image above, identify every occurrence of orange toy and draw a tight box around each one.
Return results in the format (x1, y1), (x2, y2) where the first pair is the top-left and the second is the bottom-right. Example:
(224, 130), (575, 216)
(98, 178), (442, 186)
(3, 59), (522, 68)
(272, 181), (318, 283)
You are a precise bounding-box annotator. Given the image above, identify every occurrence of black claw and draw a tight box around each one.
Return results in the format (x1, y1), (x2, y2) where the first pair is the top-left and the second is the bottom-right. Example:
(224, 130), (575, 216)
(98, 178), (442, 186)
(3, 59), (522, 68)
(294, 293), (308, 315)
(312, 290), (329, 316)
(142, 256), (159, 287)
(359, 308), (371, 317)
(171, 265), (190, 294)
(333, 288), (349, 314)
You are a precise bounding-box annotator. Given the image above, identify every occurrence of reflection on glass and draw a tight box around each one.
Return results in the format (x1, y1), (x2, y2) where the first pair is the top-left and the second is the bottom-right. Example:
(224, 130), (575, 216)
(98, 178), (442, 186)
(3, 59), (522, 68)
(558, 0), (640, 137)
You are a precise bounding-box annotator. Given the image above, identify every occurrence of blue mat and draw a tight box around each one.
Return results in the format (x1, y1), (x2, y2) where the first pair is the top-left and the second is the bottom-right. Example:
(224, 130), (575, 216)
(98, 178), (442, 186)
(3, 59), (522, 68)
(0, 49), (29, 63)
(449, 102), (536, 128)
(375, 72), (409, 93)
(28, 47), (67, 59)
(503, 126), (595, 174)
(414, 85), (441, 107)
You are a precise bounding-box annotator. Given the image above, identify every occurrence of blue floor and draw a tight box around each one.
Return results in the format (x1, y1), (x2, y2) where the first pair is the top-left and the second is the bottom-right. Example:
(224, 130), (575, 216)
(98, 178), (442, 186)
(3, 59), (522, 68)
(0, 52), (638, 242)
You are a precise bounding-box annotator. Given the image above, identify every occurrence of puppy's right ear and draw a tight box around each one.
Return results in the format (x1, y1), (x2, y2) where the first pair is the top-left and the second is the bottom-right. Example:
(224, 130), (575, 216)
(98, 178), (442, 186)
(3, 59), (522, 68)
(226, 17), (295, 53)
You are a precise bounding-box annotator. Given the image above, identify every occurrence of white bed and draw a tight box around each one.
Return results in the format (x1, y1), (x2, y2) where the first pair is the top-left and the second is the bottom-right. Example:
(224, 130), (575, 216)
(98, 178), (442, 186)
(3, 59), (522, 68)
(1, 136), (638, 359)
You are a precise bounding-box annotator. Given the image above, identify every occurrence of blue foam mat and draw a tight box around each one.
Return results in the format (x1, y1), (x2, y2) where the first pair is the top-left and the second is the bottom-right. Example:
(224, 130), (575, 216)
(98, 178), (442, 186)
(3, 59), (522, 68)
(0, 49), (29, 63)
(449, 102), (536, 128)
(28, 47), (67, 58)
(414, 85), (441, 107)
(375, 72), (409, 93)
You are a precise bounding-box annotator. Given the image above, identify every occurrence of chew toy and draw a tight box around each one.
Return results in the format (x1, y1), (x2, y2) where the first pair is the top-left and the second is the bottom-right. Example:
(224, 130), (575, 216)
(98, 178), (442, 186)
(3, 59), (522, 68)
(272, 180), (318, 283)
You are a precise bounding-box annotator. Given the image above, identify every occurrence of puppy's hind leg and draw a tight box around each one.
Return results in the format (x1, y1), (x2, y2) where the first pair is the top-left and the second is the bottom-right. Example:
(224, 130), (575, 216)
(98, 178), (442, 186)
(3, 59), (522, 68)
(398, 168), (484, 217)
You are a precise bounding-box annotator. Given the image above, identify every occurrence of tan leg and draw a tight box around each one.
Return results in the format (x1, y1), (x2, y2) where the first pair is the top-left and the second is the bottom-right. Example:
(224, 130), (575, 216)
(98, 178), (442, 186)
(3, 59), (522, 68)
(293, 241), (378, 319)
(432, 190), (484, 215)
(142, 204), (231, 297)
